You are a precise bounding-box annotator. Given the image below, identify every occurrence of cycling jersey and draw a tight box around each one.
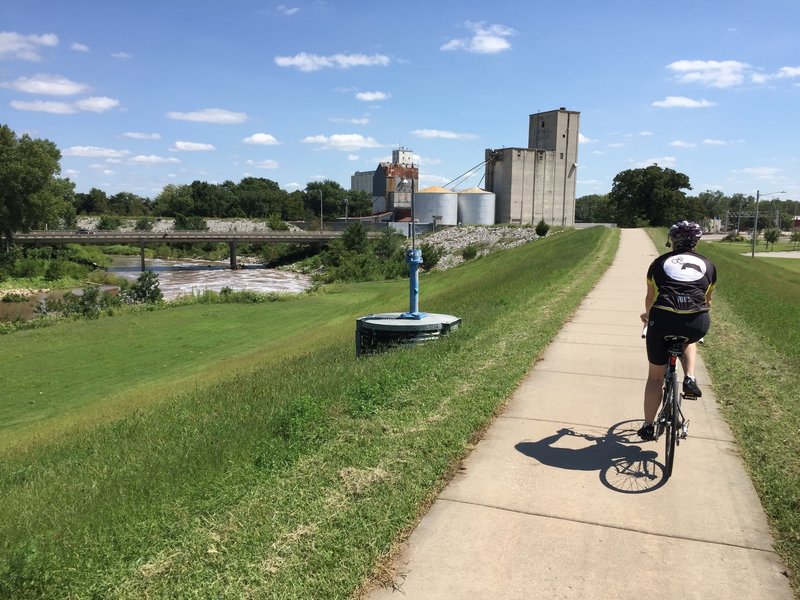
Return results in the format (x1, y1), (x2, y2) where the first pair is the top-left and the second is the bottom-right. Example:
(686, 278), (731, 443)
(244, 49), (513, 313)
(646, 250), (716, 314)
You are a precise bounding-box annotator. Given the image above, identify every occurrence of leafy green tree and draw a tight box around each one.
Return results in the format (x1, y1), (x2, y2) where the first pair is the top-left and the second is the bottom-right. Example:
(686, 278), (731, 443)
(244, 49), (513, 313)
(122, 271), (163, 304)
(607, 164), (692, 227)
(109, 191), (149, 216)
(267, 213), (289, 230)
(575, 194), (614, 223)
(763, 227), (781, 251)
(791, 230), (800, 250)
(341, 222), (369, 253)
(0, 125), (64, 244)
(154, 184), (193, 216)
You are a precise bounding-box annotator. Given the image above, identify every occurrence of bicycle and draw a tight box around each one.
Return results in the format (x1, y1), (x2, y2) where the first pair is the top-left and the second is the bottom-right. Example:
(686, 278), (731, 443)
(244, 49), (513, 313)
(641, 328), (698, 480)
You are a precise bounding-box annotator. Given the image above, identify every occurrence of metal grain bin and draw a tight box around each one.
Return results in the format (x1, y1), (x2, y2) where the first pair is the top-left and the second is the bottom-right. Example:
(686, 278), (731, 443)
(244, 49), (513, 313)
(458, 187), (496, 225)
(415, 186), (458, 225)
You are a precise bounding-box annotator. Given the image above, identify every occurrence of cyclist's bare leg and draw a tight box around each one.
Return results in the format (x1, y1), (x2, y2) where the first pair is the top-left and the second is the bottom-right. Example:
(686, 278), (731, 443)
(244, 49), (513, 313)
(643, 362), (664, 423)
(680, 342), (697, 379)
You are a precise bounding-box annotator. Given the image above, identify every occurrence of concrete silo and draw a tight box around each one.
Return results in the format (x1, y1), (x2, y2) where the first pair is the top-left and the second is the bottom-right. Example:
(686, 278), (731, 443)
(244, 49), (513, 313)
(457, 187), (496, 225)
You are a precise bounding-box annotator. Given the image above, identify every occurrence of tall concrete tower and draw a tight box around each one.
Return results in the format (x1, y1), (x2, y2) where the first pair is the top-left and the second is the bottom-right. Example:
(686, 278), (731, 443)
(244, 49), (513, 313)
(485, 107), (579, 227)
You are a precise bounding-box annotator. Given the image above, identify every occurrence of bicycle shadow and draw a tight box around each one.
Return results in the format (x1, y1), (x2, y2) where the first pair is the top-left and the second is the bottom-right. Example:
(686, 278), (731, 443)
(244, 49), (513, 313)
(515, 420), (667, 493)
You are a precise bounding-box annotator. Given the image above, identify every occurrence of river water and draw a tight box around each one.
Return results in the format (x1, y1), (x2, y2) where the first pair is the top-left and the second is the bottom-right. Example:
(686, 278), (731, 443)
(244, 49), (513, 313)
(0, 256), (312, 321)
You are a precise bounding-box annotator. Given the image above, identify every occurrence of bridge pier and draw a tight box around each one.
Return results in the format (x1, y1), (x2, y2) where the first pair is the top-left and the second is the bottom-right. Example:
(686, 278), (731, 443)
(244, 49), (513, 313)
(229, 240), (237, 270)
(140, 239), (146, 271)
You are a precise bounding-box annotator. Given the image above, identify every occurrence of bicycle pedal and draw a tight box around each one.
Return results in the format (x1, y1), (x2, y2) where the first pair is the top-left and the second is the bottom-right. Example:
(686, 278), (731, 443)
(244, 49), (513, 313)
(682, 393), (698, 401)
(680, 421), (690, 439)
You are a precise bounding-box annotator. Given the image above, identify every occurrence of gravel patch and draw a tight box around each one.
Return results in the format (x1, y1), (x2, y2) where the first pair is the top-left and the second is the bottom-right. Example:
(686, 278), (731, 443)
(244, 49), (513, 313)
(418, 226), (544, 270)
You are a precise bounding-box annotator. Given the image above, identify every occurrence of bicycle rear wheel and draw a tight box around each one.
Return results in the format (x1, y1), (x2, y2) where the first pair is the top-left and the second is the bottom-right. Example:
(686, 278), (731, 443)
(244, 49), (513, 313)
(663, 371), (679, 479)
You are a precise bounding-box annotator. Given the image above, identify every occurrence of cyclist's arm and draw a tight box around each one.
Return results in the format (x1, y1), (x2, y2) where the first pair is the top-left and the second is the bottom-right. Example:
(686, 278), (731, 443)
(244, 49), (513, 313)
(642, 278), (655, 323)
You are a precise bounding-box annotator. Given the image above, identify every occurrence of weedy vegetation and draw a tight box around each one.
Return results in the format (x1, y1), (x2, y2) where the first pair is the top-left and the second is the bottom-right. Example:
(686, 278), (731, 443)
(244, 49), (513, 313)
(0, 227), (617, 598)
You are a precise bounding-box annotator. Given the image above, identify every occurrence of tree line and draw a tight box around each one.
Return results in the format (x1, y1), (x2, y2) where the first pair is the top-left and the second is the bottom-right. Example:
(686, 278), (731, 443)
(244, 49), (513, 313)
(1, 124), (372, 245)
(576, 164), (799, 229)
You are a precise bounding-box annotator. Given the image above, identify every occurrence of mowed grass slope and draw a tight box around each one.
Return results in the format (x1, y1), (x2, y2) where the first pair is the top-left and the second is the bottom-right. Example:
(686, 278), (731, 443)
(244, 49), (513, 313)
(0, 227), (618, 599)
(647, 230), (800, 594)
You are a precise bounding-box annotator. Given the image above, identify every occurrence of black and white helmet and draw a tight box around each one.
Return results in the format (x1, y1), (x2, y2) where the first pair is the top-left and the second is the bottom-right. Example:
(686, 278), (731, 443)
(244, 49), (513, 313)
(667, 220), (702, 250)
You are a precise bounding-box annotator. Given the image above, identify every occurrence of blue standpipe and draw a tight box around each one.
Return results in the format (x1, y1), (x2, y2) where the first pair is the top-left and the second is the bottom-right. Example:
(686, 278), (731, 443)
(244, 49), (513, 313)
(400, 248), (426, 319)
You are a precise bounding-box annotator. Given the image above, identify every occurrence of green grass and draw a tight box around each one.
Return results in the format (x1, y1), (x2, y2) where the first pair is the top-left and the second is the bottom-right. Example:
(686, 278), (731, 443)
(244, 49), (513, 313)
(0, 227), (618, 598)
(646, 229), (800, 594)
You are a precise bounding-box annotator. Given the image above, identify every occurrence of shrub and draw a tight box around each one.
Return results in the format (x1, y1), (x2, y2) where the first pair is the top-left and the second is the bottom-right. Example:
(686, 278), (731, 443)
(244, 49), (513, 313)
(535, 219), (550, 237)
(763, 227), (781, 250)
(1, 293), (28, 303)
(419, 242), (443, 270)
(462, 244), (478, 261)
(121, 271), (163, 304)
(97, 215), (122, 231)
(173, 214), (208, 231)
(267, 213), (289, 231)
(134, 217), (154, 231)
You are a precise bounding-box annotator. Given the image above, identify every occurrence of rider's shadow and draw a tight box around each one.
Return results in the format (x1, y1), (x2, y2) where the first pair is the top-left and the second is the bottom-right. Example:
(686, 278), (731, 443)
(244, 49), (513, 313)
(515, 421), (665, 493)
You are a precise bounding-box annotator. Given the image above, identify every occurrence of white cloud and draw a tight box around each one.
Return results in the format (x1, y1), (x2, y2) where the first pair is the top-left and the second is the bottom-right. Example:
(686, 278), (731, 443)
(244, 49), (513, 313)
(75, 96), (120, 112)
(242, 132), (279, 145)
(330, 116), (370, 125)
(777, 66), (800, 79)
(130, 155), (180, 164)
(71, 42), (89, 52)
(302, 133), (383, 151)
(123, 132), (161, 140)
(277, 5), (300, 15)
(411, 129), (477, 140)
(4, 74), (90, 95)
(702, 138), (727, 145)
(63, 168), (79, 177)
(111, 51), (132, 60)
(733, 166), (781, 179)
(172, 141), (216, 151)
(274, 52), (390, 72)
(640, 131), (654, 136)
(667, 59), (750, 88)
(10, 99), (75, 114)
(669, 140), (696, 148)
(166, 108), (249, 124)
(348, 154), (359, 161)
(420, 174), (451, 186)
(355, 90), (390, 102)
(652, 96), (715, 108)
(607, 142), (625, 148)
(441, 21), (515, 54)
(246, 159), (279, 169)
(63, 146), (129, 158)
(578, 133), (596, 144)
(635, 156), (677, 168)
(0, 32), (58, 61)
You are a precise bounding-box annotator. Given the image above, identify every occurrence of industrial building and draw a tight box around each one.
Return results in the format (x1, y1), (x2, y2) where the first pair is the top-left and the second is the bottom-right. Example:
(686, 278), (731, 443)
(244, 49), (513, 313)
(349, 108), (579, 227)
(485, 108), (579, 227)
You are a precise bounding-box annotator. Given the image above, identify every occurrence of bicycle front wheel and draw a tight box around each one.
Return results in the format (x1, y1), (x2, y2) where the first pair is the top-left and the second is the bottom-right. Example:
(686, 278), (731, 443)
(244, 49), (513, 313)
(663, 371), (679, 479)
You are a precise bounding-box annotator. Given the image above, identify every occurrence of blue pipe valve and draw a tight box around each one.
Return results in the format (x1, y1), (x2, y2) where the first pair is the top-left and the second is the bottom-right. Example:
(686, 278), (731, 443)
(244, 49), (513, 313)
(401, 248), (426, 319)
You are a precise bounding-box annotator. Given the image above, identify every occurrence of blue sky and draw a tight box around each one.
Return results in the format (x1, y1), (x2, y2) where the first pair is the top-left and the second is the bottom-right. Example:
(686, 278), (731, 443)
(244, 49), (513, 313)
(2, 0), (799, 203)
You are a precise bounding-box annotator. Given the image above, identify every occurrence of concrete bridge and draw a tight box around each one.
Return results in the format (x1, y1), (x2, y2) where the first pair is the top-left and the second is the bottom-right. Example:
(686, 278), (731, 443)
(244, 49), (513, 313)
(13, 229), (380, 270)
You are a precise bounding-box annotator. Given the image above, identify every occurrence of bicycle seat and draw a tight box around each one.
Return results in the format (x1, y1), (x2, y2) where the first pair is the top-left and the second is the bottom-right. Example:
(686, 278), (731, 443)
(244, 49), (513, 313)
(664, 335), (689, 355)
(663, 335), (690, 344)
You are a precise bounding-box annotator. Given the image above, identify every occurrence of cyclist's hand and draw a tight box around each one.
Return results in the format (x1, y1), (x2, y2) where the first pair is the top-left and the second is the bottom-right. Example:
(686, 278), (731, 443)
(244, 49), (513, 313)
(640, 312), (648, 323)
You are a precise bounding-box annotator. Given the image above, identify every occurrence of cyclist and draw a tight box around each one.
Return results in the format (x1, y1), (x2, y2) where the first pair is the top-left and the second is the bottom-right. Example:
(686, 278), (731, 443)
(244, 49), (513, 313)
(638, 221), (717, 441)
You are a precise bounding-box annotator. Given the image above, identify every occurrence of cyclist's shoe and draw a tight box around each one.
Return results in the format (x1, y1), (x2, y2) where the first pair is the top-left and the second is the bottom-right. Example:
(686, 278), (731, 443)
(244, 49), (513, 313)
(683, 376), (702, 398)
(637, 423), (655, 441)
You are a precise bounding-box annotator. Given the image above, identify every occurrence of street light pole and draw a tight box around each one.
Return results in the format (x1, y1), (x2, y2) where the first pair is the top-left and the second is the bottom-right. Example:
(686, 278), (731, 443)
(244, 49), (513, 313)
(751, 190), (786, 257)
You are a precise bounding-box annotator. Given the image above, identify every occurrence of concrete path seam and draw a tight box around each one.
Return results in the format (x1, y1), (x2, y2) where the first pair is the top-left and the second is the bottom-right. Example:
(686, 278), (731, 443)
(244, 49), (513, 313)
(436, 497), (780, 555)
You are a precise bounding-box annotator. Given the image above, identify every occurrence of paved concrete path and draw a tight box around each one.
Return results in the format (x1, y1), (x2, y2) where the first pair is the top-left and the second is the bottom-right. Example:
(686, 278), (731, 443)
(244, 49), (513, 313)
(367, 228), (793, 599)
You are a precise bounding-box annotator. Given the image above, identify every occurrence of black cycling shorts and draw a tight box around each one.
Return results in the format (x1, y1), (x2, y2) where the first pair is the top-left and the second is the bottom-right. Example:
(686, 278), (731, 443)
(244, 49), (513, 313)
(645, 309), (710, 365)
